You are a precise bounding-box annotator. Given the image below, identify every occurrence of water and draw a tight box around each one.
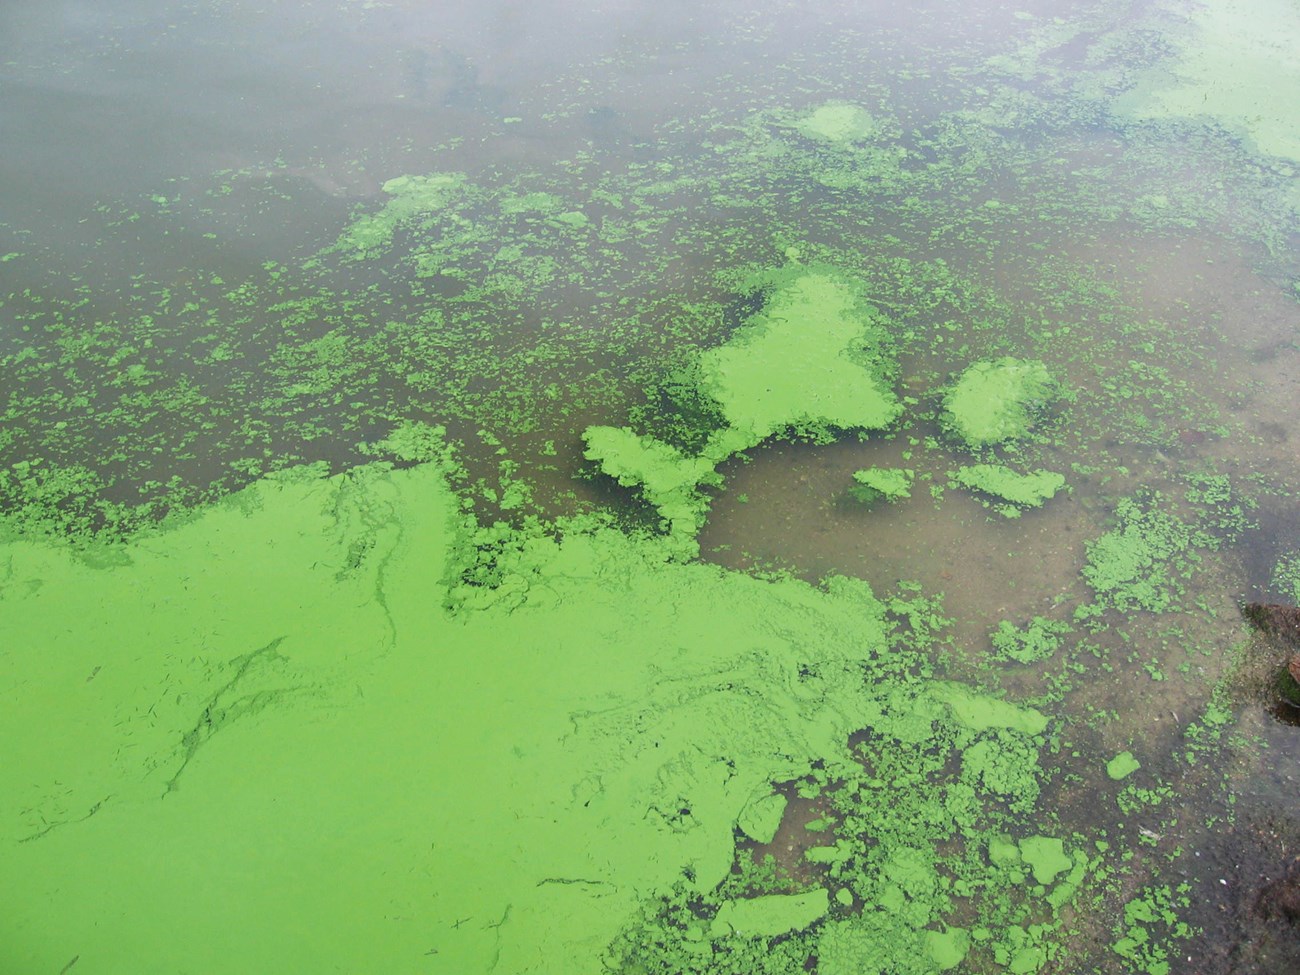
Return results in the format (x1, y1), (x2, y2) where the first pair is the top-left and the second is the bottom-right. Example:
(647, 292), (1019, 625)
(3, 1), (1300, 971)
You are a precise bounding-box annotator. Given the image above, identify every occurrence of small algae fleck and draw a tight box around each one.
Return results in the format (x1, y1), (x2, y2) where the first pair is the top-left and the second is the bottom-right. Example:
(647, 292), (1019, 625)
(942, 358), (1058, 448)
(850, 467), (914, 505)
(710, 889), (828, 938)
(1107, 750), (1141, 781)
(952, 464), (1064, 511)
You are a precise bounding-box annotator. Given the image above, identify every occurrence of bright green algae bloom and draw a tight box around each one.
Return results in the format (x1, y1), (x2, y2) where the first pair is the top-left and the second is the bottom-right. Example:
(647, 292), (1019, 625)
(942, 358), (1057, 448)
(581, 425), (720, 551)
(698, 268), (901, 444)
(711, 890), (829, 938)
(1107, 751), (1142, 781)
(952, 464), (1065, 513)
(990, 616), (1073, 664)
(0, 447), (1085, 974)
(584, 267), (901, 555)
(795, 102), (881, 143)
(330, 172), (467, 258)
(850, 467), (914, 504)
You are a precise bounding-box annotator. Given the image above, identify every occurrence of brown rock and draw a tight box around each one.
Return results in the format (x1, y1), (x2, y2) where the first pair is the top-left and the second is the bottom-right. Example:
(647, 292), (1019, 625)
(1255, 859), (1300, 924)
(1243, 603), (1300, 647)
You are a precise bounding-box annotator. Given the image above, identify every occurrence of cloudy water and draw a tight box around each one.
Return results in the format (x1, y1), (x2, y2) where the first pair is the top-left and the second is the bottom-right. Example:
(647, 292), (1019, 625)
(3, 1), (1300, 973)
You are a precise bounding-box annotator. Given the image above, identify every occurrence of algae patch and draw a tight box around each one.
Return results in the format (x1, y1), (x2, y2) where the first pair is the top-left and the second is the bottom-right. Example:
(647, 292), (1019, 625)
(850, 467), (914, 505)
(952, 464), (1065, 516)
(942, 358), (1057, 448)
(698, 268), (901, 444)
(584, 266), (901, 555)
(795, 102), (881, 143)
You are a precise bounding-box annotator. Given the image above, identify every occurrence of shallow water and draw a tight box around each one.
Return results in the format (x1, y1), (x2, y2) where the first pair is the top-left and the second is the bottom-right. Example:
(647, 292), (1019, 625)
(3, 1), (1300, 972)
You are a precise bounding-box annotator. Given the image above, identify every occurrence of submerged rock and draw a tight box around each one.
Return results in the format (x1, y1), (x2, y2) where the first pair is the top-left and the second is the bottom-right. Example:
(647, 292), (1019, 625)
(1240, 604), (1300, 709)
(1254, 858), (1300, 925)
(1242, 603), (1300, 647)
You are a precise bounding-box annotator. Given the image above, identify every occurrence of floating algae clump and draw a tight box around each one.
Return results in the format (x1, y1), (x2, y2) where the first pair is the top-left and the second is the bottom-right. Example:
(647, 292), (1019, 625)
(711, 890), (829, 937)
(795, 101), (881, 143)
(850, 467), (914, 504)
(942, 358), (1057, 448)
(1076, 495), (1198, 619)
(582, 425), (720, 552)
(330, 172), (467, 258)
(698, 268), (901, 445)
(1018, 836), (1074, 885)
(1107, 751), (1142, 781)
(585, 266), (901, 554)
(952, 464), (1065, 515)
(990, 616), (1073, 664)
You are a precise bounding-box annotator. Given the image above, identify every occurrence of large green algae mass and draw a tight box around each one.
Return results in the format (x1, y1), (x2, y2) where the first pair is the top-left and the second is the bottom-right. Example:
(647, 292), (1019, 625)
(1113, 0), (1300, 167)
(942, 358), (1057, 448)
(698, 268), (901, 443)
(0, 448), (1069, 973)
(0, 439), (1122, 973)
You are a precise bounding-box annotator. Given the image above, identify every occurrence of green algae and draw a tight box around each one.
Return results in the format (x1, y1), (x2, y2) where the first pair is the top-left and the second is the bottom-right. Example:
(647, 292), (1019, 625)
(794, 102), (881, 143)
(329, 173), (468, 258)
(737, 791), (788, 845)
(1113, 0), (1300, 168)
(582, 266), (902, 555)
(581, 425), (719, 554)
(1017, 836), (1073, 886)
(3, 5), (1299, 971)
(951, 464), (1065, 515)
(710, 890), (828, 938)
(15, 437), (1115, 972)
(697, 268), (901, 444)
(942, 359), (1058, 448)
(849, 467), (913, 505)
(1075, 495), (1199, 620)
(1107, 750), (1142, 781)
(0, 444), (1133, 974)
(990, 617), (1073, 664)
(1111, 885), (1193, 975)
(1270, 550), (1300, 602)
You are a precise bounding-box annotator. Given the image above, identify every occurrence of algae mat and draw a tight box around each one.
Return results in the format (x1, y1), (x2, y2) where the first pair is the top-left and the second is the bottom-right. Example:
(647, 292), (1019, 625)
(1, 455), (1056, 973)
